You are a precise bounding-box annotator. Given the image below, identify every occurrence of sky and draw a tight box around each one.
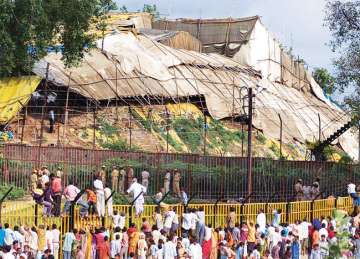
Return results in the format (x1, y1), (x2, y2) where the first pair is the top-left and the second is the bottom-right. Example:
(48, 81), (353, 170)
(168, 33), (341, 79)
(115, 0), (334, 71)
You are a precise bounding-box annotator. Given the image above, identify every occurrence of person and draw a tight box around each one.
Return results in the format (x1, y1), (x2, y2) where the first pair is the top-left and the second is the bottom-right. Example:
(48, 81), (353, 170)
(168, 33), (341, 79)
(62, 180), (80, 214)
(110, 234), (121, 259)
(63, 229), (77, 259)
(173, 170), (181, 198)
(127, 178), (146, 217)
(119, 167), (126, 193)
(50, 173), (62, 216)
(56, 167), (63, 178)
(51, 224), (60, 259)
(294, 179), (304, 201)
(31, 169), (38, 191)
(111, 166), (119, 192)
(188, 238), (202, 259)
(94, 176), (105, 218)
(32, 183), (52, 217)
(137, 233), (148, 259)
(126, 167), (134, 190)
(256, 209), (266, 234)
(86, 188), (97, 215)
(310, 181), (320, 200)
(120, 228), (129, 259)
(98, 166), (107, 186)
(141, 169), (150, 191)
(291, 234), (300, 259)
(155, 188), (165, 204)
(104, 185), (113, 217)
(164, 171), (171, 194)
(48, 107), (55, 133)
(272, 208), (282, 228)
(319, 234), (329, 258)
(195, 207), (206, 245)
(163, 207), (175, 233)
(227, 207), (236, 230)
(348, 182), (360, 206)
(180, 189), (188, 205)
(309, 243), (321, 259)
(164, 233), (177, 259)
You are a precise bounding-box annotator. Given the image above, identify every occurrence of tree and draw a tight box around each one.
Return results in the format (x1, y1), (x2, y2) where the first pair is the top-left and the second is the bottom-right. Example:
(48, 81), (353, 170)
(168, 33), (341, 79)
(325, 1), (360, 108)
(142, 4), (160, 20)
(0, 0), (116, 78)
(119, 5), (128, 13)
(312, 67), (336, 95)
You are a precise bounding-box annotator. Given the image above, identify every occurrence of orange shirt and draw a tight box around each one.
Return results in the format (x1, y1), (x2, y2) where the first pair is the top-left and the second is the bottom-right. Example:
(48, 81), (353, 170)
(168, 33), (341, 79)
(87, 190), (97, 203)
(312, 230), (320, 247)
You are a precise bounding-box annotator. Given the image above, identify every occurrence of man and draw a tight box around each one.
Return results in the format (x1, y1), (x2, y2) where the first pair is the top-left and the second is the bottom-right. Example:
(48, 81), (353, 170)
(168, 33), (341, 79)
(180, 188), (188, 205)
(56, 167), (63, 178)
(30, 169), (38, 191)
(310, 182), (320, 200)
(155, 188), (165, 204)
(104, 185), (113, 217)
(294, 179), (304, 201)
(164, 233), (177, 259)
(62, 180), (80, 215)
(141, 169), (150, 191)
(173, 170), (181, 198)
(94, 176), (105, 217)
(119, 167), (126, 193)
(62, 229), (77, 259)
(50, 173), (62, 216)
(126, 167), (134, 190)
(127, 178), (146, 217)
(164, 170), (171, 194)
(98, 166), (107, 186)
(188, 238), (202, 259)
(256, 208), (266, 234)
(111, 166), (119, 192)
(348, 182), (360, 206)
(51, 224), (60, 259)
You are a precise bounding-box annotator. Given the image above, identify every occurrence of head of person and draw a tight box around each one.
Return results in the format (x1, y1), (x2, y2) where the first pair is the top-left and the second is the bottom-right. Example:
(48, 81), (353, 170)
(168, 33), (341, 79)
(132, 178), (138, 184)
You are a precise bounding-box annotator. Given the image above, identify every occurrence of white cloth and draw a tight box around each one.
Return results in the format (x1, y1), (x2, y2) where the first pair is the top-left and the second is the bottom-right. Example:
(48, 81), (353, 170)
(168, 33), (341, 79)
(189, 243), (202, 259)
(182, 213), (192, 230)
(299, 221), (311, 240)
(52, 228), (60, 259)
(119, 216), (126, 230)
(348, 183), (356, 194)
(196, 211), (205, 225)
(163, 241), (177, 259)
(134, 200), (144, 215)
(104, 187), (113, 216)
(164, 211), (175, 229)
(4, 228), (14, 246)
(94, 179), (104, 193)
(127, 182), (146, 201)
(45, 230), (53, 253)
(190, 213), (197, 230)
(155, 213), (164, 230)
(256, 213), (266, 233)
(110, 239), (122, 258)
(96, 192), (105, 217)
(319, 228), (328, 239)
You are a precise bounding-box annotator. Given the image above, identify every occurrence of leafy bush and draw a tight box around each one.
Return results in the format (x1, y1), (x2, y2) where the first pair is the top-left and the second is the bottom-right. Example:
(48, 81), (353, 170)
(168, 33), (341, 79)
(0, 185), (26, 200)
(101, 139), (142, 152)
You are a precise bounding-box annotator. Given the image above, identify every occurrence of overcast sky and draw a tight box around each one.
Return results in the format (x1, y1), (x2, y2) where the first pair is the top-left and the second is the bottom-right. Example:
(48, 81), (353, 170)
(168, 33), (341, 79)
(116, 0), (334, 71)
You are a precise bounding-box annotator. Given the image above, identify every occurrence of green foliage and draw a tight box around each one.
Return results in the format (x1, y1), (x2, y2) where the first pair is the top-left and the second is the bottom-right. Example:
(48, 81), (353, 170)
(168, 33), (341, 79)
(119, 5), (128, 13)
(102, 157), (144, 170)
(142, 4), (160, 20)
(172, 117), (202, 153)
(97, 118), (118, 137)
(0, 185), (26, 200)
(0, 0), (116, 77)
(328, 209), (352, 257)
(101, 139), (142, 152)
(255, 132), (267, 145)
(313, 67), (336, 95)
(325, 1), (360, 116)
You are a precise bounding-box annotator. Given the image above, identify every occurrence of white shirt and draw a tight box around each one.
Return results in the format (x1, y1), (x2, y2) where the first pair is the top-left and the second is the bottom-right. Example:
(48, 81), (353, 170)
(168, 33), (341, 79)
(182, 213), (192, 230)
(196, 211), (205, 225)
(164, 211), (175, 229)
(13, 231), (24, 245)
(204, 227), (212, 241)
(127, 182), (146, 200)
(2, 252), (15, 259)
(189, 243), (202, 259)
(163, 241), (177, 259)
(45, 230), (53, 250)
(300, 221), (311, 240)
(152, 230), (161, 245)
(51, 229), (60, 247)
(319, 228), (328, 239)
(93, 179), (104, 194)
(348, 183), (356, 194)
(190, 213), (197, 230)
(119, 216), (126, 230)
(104, 187), (112, 199)
(113, 214), (120, 227)
(30, 230), (38, 250)
(41, 174), (49, 185)
(256, 213), (266, 233)
(4, 228), (14, 246)
(110, 239), (122, 258)
(155, 213), (164, 230)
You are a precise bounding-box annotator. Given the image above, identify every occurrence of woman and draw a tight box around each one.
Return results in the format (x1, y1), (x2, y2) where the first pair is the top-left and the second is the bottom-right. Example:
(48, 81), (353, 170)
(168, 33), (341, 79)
(177, 241), (187, 259)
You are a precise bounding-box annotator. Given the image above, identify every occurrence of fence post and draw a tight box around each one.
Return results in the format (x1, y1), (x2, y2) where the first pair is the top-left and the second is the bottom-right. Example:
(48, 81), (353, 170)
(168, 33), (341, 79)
(0, 187), (13, 223)
(286, 201), (291, 223)
(69, 189), (86, 231)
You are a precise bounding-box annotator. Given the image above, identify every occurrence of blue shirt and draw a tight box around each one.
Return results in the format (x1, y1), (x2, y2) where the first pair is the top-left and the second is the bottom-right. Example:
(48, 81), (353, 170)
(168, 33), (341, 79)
(236, 246), (244, 259)
(0, 228), (5, 246)
(291, 241), (300, 259)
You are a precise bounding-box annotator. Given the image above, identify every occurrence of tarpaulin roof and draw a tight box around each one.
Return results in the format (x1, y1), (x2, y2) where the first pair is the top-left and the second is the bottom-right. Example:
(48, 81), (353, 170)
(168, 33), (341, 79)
(0, 76), (41, 125)
(32, 32), (359, 160)
(153, 16), (259, 56)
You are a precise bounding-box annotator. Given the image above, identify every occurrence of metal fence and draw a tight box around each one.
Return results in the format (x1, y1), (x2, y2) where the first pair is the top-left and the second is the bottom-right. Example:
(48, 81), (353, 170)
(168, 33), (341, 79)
(1, 144), (359, 201)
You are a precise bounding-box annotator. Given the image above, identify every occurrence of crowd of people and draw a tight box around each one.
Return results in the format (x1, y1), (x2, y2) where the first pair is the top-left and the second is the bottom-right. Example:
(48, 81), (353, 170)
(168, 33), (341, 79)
(1, 203), (360, 259)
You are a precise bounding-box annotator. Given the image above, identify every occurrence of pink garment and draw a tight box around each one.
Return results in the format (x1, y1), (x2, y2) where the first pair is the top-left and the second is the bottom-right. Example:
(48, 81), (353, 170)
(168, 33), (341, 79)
(63, 184), (80, 201)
